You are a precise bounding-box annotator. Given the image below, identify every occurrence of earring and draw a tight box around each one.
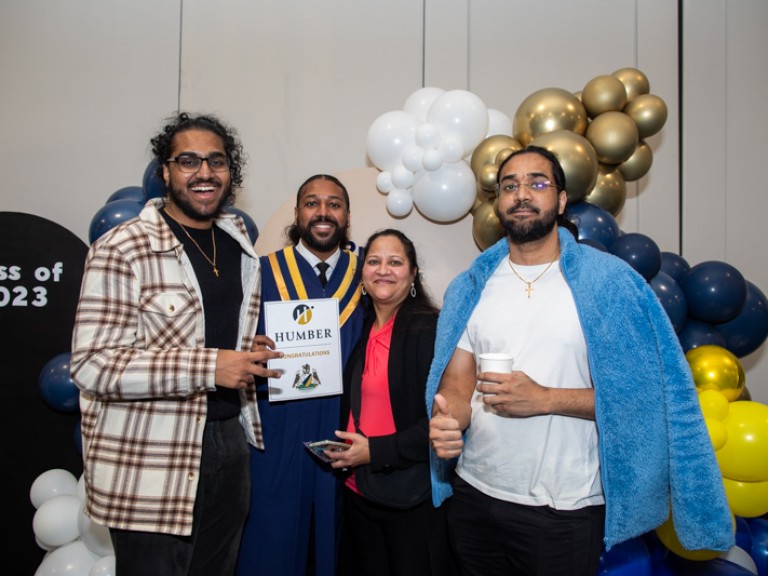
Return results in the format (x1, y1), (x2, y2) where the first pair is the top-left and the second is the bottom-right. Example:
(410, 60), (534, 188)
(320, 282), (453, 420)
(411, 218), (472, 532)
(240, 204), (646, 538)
(410, 283), (416, 298)
(361, 283), (367, 296)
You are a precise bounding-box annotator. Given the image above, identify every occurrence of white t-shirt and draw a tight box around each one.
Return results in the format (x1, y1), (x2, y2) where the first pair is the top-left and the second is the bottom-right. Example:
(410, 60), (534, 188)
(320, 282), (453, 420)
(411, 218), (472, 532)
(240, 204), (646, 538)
(456, 258), (604, 510)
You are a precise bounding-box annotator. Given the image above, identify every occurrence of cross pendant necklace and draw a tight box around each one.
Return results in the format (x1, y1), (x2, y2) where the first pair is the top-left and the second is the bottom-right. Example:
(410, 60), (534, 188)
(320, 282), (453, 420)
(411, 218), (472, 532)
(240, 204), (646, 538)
(507, 255), (558, 298)
(165, 208), (219, 277)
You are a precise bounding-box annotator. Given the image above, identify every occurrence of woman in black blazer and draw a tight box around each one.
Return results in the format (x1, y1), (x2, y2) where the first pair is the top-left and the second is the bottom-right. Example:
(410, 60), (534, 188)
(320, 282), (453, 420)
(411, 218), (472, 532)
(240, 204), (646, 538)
(327, 229), (456, 576)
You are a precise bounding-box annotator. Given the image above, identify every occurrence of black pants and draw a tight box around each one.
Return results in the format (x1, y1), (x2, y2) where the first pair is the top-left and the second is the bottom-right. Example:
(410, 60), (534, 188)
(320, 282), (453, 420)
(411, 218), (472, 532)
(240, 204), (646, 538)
(339, 487), (458, 576)
(110, 417), (250, 576)
(448, 476), (605, 576)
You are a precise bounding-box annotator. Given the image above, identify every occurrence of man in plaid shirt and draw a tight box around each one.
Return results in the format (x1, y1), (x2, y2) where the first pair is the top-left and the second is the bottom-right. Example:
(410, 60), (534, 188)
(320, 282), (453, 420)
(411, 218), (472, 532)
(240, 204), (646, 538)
(71, 112), (283, 576)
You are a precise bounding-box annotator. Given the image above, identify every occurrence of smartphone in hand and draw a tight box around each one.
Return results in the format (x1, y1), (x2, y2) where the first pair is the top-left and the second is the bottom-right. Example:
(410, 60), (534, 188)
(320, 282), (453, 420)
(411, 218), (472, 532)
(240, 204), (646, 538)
(304, 440), (350, 463)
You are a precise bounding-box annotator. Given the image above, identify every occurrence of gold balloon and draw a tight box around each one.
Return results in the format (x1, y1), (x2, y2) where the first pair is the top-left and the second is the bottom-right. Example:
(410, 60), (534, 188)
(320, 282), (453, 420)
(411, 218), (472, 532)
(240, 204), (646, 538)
(686, 345), (746, 402)
(495, 147), (515, 166)
(470, 135), (521, 177)
(513, 88), (588, 146)
(611, 67), (650, 102)
(581, 75), (628, 118)
(530, 130), (598, 203)
(585, 111), (639, 165)
(472, 200), (504, 250)
(624, 94), (668, 139)
(618, 140), (653, 181)
(478, 163), (500, 192)
(584, 164), (627, 216)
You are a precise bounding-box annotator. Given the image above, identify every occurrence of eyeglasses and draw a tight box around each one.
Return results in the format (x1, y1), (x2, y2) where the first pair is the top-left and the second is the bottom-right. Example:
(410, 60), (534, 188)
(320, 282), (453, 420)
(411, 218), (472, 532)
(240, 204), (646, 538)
(166, 153), (230, 173)
(497, 180), (558, 194)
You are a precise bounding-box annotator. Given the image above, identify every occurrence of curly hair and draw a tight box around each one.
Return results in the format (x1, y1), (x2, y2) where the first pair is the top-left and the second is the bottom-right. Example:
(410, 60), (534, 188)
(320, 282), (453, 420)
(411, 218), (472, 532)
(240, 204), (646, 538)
(150, 112), (246, 190)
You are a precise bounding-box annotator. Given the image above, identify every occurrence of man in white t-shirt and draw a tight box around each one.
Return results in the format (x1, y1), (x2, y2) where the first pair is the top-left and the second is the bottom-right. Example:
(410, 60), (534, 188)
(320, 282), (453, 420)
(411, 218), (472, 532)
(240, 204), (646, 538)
(427, 144), (734, 575)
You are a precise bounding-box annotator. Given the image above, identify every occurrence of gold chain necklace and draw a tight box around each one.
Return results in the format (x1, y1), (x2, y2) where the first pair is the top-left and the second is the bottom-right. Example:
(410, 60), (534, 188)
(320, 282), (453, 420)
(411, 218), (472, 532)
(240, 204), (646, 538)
(164, 208), (219, 277)
(507, 255), (558, 298)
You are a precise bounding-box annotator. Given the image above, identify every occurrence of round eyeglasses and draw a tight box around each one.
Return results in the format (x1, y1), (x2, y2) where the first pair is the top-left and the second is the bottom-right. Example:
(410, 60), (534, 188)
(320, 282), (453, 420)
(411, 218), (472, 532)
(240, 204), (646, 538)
(166, 153), (230, 173)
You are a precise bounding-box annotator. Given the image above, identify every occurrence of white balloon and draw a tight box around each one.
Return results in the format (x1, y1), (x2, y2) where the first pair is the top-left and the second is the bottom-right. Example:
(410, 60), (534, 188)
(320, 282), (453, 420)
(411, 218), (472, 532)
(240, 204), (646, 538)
(415, 122), (441, 150)
(78, 503), (113, 557)
(77, 474), (87, 502)
(440, 137), (464, 163)
(386, 188), (414, 218)
(35, 540), (97, 576)
(412, 160), (477, 222)
(89, 554), (116, 576)
(391, 165), (415, 190)
(721, 546), (758, 575)
(366, 111), (420, 172)
(33, 494), (82, 548)
(486, 108), (513, 137)
(402, 86), (445, 121)
(426, 90), (489, 154)
(421, 149), (443, 172)
(376, 171), (394, 194)
(401, 145), (424, 172)
(30, 468), (79, 509)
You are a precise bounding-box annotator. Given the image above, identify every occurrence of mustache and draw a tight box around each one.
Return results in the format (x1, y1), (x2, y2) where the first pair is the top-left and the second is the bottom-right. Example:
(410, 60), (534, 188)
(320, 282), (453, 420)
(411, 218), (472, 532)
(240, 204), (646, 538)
(310, 216), (338, 227)
(189, 177), (220, 187)
(505, 202), (540, 215)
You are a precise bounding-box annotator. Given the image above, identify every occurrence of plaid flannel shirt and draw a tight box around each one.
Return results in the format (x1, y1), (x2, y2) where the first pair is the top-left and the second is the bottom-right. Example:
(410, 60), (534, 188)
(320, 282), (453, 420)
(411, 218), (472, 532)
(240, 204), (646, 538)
(71, 199), (263, 535)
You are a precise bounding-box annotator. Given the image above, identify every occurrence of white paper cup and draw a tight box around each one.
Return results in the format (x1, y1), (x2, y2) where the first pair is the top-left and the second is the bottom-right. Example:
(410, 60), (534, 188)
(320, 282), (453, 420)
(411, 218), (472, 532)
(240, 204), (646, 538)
(478, 353), (514, 373)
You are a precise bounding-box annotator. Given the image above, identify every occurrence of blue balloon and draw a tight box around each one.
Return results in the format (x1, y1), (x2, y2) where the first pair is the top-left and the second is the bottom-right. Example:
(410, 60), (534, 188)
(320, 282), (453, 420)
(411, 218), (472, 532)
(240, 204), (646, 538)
(660, 252), (691, 284)
(89, 198), (143, 244)
(650, 271), (688, 333)
(226, 206), (259, 244)
(746, 517), (768, 576)
(735, 516), (753, 555)
(580, 238), (609, 252)
(142, 158), (167, 199)
(38, 352), (79, 413)
(716, 281), (768, 358)
(564, 202), (621, 250)
(681, 261), (748, 324)
(598, 537), (652, 575)
(678, 318), (727, 353)
(610, 232), (662, 281)
(655, 555), (756, 575)
(106, 185), (146, 204)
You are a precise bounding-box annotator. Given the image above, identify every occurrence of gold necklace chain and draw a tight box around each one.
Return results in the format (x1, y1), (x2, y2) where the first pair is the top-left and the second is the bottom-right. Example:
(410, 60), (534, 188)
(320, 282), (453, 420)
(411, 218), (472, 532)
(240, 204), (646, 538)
(164, 208), (219, 277)
(507, 255), (558, 298)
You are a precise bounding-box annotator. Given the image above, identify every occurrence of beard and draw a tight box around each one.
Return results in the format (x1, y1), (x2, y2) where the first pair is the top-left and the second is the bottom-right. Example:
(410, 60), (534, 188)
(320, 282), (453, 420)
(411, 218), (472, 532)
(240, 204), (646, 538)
(297, 216), (349, 253)
(500, 202), (559, 244)
(167, 178), (232, 223)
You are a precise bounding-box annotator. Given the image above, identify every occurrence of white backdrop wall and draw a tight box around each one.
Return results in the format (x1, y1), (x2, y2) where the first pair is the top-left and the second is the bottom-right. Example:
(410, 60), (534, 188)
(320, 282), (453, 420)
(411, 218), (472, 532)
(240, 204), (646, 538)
(2, 0), (766, 403)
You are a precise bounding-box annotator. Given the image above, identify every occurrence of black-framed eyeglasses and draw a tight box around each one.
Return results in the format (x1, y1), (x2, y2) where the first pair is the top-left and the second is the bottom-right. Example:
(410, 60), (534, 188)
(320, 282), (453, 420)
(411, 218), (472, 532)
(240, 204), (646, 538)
(497, 180), (558, 194)
(166, 153), (230, 173)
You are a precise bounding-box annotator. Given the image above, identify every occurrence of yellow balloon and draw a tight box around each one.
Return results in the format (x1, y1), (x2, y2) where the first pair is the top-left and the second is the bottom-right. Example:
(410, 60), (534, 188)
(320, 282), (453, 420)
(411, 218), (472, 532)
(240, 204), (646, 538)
(624, 94), (668, 138)
(581, 75), (628, 118)
(495, 148), (515, 166)
(472, 200), (504, 250)
(655, 513), (723, 561)
(530, 130), (598, 203)
(470, 135), (521, 178)
(698, 389), (730, 421)
(723, 477), (768, 518)
(584, 164), (627, 216)
(612, 67), (651, 102)
(704, 417), (728, 451)
(716, 401), (768, 482)
(618, 140), (653, 182)
(686, 345), (745, 401)
(513, 88), (588, 146)
(585, 111), (639, 165)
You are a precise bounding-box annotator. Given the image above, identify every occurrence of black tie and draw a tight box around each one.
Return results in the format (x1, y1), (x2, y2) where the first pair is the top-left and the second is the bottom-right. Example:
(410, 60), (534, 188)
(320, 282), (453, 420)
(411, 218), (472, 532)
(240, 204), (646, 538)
(316, 262), (330, 287)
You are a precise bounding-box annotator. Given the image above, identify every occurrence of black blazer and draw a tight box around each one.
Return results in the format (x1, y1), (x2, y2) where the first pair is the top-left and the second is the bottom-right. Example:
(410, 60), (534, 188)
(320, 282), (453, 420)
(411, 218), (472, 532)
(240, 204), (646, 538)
(341, 298), (438, 473)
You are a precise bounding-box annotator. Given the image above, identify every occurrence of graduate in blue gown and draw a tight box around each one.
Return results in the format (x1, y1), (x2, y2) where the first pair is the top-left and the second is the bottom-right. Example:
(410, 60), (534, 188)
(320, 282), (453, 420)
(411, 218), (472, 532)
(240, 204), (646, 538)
(237, 174), (364, 576)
